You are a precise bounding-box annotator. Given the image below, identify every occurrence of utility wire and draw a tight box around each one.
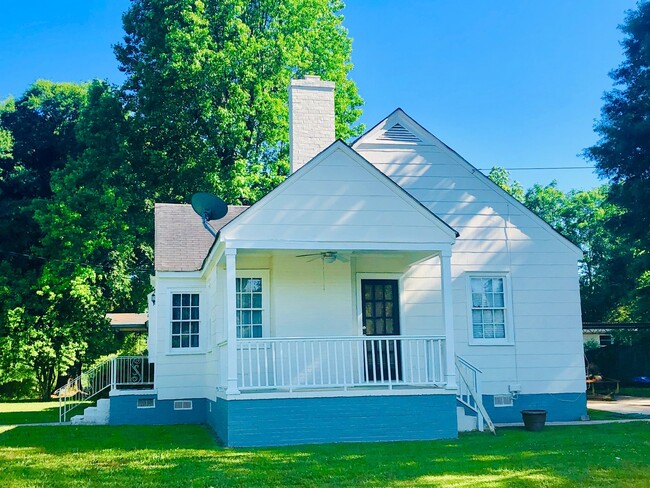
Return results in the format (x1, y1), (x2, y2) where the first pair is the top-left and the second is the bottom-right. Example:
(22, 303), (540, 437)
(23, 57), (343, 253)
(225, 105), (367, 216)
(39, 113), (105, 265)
(478, 166), (595, 171)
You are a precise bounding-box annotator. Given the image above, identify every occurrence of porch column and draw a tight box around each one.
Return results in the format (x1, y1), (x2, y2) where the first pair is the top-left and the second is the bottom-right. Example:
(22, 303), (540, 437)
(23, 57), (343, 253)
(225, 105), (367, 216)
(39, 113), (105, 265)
(440, 249), (457, 389)
(225, 248), (240, 395)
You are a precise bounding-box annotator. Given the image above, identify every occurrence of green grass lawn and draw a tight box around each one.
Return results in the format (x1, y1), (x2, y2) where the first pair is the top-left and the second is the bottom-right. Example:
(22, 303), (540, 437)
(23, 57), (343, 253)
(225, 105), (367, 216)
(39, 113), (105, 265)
(619, 387), (650, 398)
(0, 401), (60, 425)
(1, 423), (649, 487)
(587, 408), (650, 420)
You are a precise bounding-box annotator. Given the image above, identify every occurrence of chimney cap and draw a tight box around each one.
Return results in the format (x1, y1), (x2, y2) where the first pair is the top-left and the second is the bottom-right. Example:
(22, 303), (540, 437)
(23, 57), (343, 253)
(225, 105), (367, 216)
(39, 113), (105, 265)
(290, 75), (335, 89)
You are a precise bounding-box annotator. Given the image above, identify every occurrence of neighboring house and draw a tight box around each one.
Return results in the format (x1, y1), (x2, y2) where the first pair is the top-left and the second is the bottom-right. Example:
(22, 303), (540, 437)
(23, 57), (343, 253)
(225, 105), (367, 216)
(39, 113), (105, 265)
(106, 313), (148, 333)
(72, 76), (587, 446)
(583, 322), (650, 347)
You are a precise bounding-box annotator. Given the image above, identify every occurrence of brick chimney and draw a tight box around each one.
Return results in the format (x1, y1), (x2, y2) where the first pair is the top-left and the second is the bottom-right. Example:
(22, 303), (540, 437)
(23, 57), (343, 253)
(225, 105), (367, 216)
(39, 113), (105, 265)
(289, 76), (335, 173)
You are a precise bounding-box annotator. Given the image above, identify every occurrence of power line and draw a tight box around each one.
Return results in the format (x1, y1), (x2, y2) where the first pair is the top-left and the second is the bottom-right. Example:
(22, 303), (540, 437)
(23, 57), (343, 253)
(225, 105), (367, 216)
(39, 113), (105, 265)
(478, 166), (596, 171)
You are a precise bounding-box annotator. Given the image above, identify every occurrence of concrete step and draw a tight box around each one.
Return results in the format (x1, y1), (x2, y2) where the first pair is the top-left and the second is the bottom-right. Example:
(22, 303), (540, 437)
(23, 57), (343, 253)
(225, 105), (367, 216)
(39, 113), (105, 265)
(68, 399), (110, 425)
(457, 406), (478, 432)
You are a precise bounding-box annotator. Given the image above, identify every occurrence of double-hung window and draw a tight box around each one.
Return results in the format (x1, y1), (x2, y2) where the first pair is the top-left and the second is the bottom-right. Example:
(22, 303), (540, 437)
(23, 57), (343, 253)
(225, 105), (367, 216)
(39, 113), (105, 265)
(236, 276), (264, 338)
(171, 293), (200, 349)
(469, 276), (509, 343)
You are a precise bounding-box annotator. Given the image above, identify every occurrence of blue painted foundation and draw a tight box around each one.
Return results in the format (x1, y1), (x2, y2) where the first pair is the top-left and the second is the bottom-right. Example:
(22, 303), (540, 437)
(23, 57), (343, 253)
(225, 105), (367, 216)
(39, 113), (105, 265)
(482, 392), (587, 423)
(109, 394), (206, 425)
(108, 391), (585, 445)
(109, 392), (458, 446)
(209, 394), (458, 447)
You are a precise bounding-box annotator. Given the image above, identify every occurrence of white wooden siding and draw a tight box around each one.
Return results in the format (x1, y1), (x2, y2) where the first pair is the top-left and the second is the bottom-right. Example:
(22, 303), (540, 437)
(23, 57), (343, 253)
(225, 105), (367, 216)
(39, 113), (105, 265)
(221, 145), (456, 248)
(151, 276), (211, 400)
(356, 139), (584, 396)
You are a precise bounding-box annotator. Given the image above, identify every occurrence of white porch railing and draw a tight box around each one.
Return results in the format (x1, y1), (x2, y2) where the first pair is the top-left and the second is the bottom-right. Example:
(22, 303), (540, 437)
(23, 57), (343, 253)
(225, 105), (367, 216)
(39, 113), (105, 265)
(54, 356), (153, 422)
(236, 336), (446, 391)
(455, 356), (495, 434)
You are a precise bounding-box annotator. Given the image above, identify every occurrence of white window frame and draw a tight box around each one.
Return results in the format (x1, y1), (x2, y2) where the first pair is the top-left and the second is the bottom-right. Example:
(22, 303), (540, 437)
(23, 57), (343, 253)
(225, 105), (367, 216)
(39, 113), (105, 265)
(168, 290), (205, 354)
(236, 269), (270, 339)
(466, 273), (514, 346)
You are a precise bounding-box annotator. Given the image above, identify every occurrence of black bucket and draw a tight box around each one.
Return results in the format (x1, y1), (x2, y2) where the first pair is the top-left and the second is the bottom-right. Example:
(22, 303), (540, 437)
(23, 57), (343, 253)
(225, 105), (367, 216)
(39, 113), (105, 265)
(521, 410), (547, 432)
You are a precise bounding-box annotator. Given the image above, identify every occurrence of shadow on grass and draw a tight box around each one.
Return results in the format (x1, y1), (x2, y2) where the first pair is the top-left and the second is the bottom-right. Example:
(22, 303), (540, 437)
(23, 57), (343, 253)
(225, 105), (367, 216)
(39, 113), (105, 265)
(0, 400), (97, 425)
(1, 424), (649, 487)
(0, 404), (59, 425)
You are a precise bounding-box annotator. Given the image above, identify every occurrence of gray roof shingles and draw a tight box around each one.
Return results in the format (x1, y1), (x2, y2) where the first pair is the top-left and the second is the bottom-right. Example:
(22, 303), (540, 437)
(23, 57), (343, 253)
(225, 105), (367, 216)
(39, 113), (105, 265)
(154, 204), (248, 272)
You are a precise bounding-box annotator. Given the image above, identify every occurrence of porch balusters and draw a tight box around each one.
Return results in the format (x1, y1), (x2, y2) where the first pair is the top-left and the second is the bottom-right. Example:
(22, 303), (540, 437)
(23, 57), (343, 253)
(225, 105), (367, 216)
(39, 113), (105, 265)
(235, 336), (445, 392)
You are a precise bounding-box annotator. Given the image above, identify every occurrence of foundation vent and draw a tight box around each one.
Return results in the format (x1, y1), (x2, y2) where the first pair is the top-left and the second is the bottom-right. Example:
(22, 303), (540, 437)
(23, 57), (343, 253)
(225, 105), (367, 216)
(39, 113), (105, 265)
(493, 394), (514, 407)
(174, 400), (193, 410)
(137, 398), (155, 409)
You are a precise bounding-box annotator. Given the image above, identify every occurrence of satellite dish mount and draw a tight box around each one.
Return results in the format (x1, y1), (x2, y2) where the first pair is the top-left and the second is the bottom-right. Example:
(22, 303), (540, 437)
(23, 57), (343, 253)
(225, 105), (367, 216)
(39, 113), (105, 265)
(191, 192), (228, 237)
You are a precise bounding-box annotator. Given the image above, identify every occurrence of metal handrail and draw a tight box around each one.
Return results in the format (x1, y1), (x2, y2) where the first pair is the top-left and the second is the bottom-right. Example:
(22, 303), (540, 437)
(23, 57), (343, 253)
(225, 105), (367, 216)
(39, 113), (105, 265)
(455, 356), (495, 434)
(54, 356), (152, 422)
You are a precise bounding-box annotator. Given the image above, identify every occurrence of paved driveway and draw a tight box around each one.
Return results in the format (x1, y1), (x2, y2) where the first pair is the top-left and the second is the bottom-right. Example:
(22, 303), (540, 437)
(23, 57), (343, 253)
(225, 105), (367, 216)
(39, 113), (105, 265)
(588, 396), (650, 415)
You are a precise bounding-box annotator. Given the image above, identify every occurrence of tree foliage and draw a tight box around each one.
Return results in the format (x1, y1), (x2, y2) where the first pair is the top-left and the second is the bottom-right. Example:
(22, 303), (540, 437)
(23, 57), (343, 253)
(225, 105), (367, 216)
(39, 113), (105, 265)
(585, 1), (650, 325)
(489, 168), (626, 323)
(1, 1), (364, 398)
(0, 81), (92, 398)
(115, 0), (363, 204)
(488, 166), (525, 203)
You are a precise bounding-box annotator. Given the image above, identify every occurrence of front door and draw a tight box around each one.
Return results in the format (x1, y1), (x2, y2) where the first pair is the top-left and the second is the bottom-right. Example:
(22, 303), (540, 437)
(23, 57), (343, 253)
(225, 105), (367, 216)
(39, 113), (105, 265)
(361, 279), (402, 381)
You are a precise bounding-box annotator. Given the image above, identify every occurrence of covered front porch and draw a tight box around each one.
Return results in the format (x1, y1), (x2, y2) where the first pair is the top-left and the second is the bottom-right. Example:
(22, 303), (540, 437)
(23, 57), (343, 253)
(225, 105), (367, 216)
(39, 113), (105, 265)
(211, 245), (458, 398)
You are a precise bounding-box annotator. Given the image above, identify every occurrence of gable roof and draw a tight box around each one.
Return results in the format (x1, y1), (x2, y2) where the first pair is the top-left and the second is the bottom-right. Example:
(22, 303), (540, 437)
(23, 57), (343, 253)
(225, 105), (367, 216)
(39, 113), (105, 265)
(155, 204), (248, 271)
(353, 108), (583, 256)
(218, 139), (458, 248)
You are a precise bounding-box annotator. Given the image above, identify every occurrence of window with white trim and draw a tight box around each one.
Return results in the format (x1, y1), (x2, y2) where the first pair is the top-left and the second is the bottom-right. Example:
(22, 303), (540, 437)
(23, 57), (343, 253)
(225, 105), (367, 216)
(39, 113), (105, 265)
(470, 276), (507, 340)
(171, 293), (200, 348)
(236, 277), (263, 338)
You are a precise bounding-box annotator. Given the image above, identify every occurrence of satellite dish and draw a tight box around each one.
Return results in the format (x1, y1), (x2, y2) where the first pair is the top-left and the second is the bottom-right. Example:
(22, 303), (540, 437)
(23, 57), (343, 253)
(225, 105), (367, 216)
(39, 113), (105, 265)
(191, 192), (228, 237)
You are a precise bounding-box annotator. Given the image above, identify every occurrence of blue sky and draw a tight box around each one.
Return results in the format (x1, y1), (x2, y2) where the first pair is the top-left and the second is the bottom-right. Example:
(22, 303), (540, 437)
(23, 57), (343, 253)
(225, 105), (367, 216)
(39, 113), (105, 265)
(0, 0), (638, 190)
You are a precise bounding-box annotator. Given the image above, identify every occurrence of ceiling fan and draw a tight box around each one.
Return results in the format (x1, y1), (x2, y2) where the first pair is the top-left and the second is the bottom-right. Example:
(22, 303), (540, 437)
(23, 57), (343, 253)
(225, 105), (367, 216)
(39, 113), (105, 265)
(296, 251), (349, 264)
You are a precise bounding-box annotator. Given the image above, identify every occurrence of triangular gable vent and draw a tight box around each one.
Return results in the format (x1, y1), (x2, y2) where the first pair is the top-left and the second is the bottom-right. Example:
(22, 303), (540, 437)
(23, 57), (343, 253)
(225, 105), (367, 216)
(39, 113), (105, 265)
(377, 123), (421, 143)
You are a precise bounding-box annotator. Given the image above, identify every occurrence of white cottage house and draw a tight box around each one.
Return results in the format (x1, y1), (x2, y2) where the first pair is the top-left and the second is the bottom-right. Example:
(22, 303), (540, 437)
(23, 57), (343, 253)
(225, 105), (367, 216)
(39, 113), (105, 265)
(70, 76), (586, 446)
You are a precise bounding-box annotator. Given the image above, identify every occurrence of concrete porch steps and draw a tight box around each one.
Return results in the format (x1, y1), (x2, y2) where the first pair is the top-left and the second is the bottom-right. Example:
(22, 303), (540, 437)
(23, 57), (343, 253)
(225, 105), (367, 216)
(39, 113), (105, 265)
(70, 398), (110, 425)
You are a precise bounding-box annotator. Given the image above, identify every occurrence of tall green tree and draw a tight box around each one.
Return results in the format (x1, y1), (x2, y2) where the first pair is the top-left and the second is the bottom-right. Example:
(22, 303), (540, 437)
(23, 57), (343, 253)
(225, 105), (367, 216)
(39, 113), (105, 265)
(115, 0), (363, 204)
(524, 183), (625, 322)
(0, 81), (90, 398)
(34, 81), (152, 366)
(585, 1), (650, 324)
(0, 81), (151, 399)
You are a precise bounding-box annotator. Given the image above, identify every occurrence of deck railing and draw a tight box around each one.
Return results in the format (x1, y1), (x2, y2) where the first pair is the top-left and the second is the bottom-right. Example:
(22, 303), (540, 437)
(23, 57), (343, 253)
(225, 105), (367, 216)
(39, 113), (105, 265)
(237, 336), (446, 391)
(54, 356), (153, 422)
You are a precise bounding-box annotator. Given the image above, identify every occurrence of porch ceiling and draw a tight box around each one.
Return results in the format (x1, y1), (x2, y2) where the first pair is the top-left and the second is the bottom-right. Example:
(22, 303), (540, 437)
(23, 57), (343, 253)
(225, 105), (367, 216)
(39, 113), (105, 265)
(216, 248), (439, 269)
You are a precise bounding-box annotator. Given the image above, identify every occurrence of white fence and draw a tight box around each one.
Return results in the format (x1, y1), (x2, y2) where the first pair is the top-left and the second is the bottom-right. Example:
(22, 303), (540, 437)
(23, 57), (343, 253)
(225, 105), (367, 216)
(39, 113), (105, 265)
(237, 336), (446, 391)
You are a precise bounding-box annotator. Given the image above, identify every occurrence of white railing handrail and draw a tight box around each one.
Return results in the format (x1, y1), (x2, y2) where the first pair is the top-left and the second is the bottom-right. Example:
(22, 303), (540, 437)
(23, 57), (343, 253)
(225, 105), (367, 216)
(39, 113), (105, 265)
(235, 336), (446, 392)
(456, 355), (483, 374)
(55, 355), (152, 423)
(455, 356), (495, 434)
(53, 359), (110, 398)
(238, 335), (446, 342)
